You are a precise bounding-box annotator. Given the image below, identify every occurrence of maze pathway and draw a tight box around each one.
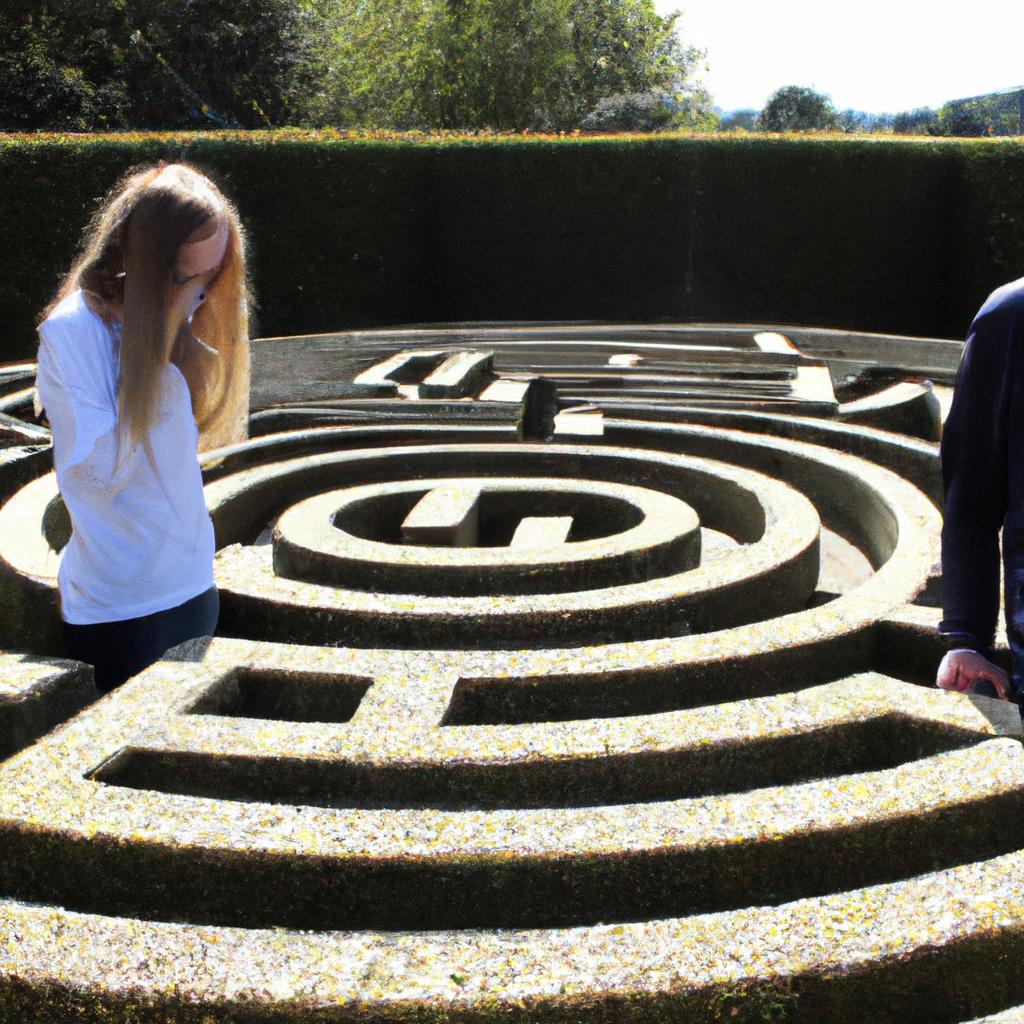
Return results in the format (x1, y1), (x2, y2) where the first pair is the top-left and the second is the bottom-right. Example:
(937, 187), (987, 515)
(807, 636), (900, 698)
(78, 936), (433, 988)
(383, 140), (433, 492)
(2, 322), (1021, 1023)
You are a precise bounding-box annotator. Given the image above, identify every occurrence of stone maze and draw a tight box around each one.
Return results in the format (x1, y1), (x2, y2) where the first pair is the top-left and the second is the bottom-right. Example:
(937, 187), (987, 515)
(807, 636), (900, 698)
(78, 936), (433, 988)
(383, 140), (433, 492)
(1, 320), (1024, 1022)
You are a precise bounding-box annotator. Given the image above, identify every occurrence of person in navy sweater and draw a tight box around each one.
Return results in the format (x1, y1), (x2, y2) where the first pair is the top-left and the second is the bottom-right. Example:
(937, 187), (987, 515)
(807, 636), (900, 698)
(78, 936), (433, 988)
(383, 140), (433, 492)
(937, 277), (1024, 706)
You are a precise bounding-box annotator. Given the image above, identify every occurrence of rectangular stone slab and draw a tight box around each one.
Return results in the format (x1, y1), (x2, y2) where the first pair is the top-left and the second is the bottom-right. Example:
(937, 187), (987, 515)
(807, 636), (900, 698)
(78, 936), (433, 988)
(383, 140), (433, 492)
(510, 516), (573, 549)
(352, 350), (448, 388)
(401, 484), (481, 546)
(419, 351), (494, 398)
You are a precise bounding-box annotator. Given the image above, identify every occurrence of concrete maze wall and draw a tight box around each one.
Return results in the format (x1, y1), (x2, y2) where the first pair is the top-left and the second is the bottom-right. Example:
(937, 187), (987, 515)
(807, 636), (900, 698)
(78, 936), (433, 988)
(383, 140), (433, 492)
(1, 321), (1023, 1023)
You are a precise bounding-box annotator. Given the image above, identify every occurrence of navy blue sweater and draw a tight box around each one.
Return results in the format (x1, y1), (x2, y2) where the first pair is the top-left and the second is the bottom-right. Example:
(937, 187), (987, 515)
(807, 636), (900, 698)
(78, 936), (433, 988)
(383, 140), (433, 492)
(940, 275), (1024, 684)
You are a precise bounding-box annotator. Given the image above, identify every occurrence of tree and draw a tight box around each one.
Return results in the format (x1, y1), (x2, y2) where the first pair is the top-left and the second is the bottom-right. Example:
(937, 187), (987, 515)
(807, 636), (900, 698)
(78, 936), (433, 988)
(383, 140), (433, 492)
(0, 3), (132, 131)
(553, 0), (712, 131)
(127, 0), (330, 128)
(320, 0), (713, 132)
(312, 0), (573, 130)
(754, 85), (839, 133)
(719, 109), (757, 131)
(835, 109), (895, 134)
(0, 0), (714, 134)
(935, 98), (992, 137)
(892, 106), (938, 135)
(0, 0), (329, 131)
(931, 93), (1021, 137)
(580, 87), (716, 132)
(429, 0), (578, 130)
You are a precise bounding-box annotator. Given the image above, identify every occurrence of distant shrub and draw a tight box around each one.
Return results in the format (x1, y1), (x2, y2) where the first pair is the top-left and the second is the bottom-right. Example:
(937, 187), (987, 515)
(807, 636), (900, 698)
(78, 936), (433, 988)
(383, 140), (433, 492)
(580, 88), (715, 132)
(893, 107), (939, 135)
(719, 109), (757, 132)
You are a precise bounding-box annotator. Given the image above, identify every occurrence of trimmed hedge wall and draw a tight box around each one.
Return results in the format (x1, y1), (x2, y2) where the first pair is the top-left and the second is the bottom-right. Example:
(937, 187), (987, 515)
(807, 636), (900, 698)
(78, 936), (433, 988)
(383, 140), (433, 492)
(1, 129), (1023, 361)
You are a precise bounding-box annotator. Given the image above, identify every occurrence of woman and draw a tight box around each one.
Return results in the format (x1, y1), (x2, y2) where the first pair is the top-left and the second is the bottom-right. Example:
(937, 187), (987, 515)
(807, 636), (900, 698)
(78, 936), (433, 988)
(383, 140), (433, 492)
(936, 275), (1024, 709)
(35, 161), (252, 693)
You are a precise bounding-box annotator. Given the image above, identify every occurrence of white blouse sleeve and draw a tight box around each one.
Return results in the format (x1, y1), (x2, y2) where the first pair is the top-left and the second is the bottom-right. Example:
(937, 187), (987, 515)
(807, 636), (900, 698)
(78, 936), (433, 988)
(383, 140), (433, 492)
(36, 317), (118, 475)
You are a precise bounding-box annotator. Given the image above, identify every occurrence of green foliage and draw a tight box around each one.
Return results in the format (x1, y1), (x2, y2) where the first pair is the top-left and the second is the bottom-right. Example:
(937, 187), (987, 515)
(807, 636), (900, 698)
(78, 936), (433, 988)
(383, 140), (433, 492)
(324, 0), (578, 131)
(890, 92), (1023, 137)
(553, 0), (713, 130)
(754, 85), (839, 133)
(837, 109), (895, 134)
(719, 109), (757, 131)
(581, 88), (716, 132)
(0, 0), (328, 130)
(319, 0), (713, 132)
(0, 3), (132, 131)
(892, 106), (939, 135)
(933, 92), (1022, 137)
(0, 0), (713, 134)
(3, 130), (1023, 367)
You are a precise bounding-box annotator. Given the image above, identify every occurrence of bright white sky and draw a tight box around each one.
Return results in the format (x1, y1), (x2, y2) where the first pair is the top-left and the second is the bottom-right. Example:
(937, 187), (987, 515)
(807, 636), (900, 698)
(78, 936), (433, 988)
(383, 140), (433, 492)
(653, 0), (1024, 113)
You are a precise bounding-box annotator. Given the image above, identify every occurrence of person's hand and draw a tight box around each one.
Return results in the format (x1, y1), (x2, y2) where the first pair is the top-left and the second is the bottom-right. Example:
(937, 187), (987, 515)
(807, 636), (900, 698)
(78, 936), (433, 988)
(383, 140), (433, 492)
(167, 276), (208, 332)
(936, 649), (1011, 699)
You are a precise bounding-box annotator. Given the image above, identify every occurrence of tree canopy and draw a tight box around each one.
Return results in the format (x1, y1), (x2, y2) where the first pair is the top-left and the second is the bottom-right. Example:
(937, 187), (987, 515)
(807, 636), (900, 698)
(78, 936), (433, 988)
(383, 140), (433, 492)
(0, 0), (329, 131)
(0, 0), (713, 133)
(319, 0), (713, 132)
(754, 85), (839, 133)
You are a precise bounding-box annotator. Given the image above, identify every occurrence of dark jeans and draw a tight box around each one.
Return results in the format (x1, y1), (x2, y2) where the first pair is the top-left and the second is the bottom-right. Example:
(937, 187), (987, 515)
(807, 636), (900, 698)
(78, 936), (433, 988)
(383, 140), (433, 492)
(63, 586), (219, 695)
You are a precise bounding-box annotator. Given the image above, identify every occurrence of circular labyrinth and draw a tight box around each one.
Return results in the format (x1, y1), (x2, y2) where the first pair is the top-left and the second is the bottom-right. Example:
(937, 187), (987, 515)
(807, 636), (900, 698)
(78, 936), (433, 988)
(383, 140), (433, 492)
(1, 323), (1024, 1023)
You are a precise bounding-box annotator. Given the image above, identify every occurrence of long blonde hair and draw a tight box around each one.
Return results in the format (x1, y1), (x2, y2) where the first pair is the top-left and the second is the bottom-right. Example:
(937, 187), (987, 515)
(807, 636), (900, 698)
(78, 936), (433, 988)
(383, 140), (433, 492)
(39, 161), (252, 456)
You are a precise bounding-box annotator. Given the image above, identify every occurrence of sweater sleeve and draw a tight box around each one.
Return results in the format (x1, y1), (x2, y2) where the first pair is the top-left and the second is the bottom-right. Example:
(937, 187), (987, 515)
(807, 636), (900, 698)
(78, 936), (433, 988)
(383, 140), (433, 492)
(939, 302), (1013, 655)
(35, 315), (118, 475)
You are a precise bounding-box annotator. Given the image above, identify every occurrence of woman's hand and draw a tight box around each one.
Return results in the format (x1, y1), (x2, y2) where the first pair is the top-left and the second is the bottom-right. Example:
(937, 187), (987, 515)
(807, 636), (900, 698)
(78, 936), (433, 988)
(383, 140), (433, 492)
(164, 215), (228, 357)
(168, 275), (210, 328)
(936, 649), (1011, 699)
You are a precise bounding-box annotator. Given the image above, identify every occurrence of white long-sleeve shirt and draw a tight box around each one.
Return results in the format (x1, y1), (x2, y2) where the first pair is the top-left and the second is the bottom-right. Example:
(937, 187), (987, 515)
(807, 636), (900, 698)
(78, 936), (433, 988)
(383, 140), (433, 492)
(35, 288), (215, 624)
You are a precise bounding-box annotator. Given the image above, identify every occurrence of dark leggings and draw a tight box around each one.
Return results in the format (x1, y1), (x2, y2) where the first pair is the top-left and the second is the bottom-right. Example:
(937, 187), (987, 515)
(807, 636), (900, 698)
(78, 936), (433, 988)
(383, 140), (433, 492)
(63, 586), (219, 694)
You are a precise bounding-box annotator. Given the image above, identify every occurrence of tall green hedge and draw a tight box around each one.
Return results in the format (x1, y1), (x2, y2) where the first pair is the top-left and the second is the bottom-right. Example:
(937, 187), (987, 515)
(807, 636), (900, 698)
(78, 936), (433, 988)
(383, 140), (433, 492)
(1, 129), (1022, 361)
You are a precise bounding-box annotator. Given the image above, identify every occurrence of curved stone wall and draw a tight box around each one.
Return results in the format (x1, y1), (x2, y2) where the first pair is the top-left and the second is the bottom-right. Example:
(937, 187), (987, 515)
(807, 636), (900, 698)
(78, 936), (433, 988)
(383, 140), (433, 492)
(1, 322), (1021, 1024)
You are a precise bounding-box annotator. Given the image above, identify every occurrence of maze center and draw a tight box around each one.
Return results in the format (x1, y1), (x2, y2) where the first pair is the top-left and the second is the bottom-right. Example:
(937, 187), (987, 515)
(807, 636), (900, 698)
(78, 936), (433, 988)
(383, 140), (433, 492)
(272, 473), (703, 595)
(2, 322), (1024, 1023)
